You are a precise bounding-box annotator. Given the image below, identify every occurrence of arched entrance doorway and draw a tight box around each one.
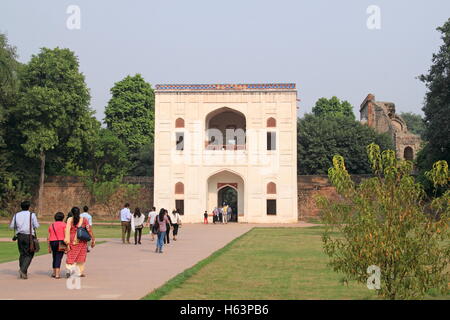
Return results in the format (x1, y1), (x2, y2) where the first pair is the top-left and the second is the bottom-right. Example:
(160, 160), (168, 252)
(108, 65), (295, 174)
(207, 170), (244, 222)
(404, 146), (414, 161)
(218, 186), (238, 222)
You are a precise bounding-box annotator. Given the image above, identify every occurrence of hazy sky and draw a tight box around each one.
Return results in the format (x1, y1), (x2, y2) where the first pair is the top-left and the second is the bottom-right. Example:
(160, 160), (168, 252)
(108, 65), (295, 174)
(1, 0), (449, 121)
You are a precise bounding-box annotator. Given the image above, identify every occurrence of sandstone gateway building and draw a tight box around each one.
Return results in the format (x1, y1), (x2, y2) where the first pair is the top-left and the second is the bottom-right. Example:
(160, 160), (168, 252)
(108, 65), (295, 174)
(153, 83), (298, 223)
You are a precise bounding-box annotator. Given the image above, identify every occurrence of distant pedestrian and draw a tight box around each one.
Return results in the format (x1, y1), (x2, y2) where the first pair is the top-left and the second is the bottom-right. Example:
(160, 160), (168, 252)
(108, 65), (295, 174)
(169, 209), (181, 241)
(155, 209), (170, 253)
(9, 201), (40, 280)
(80, 206), (93, 252)
(120, 203), (132, 244)
(223, 204), (228, 224)
(227, 206), (233, 223)
(131, 208), (145, 245)
(47, 212), (66, 279)
(203, 211), (208, 224)
(148, 207), (157, 241)
(213, 207), (219, 224)
(64, 207), (95, 278)
(218, 206), (223, 223)
(164, 210), (172, 244)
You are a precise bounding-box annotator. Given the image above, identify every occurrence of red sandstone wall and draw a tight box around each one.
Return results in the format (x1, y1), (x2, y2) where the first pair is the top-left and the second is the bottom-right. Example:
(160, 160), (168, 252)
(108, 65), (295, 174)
(36, 175), (367, 221)
(37, 176), (153, 219)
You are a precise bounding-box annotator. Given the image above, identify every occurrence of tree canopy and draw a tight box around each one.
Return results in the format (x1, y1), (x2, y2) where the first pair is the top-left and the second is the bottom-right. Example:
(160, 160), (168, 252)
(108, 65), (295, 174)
(400, 112), (425, 139)
(297, 113), (394, 174)
(312, 96), (355, 119)
(418, 18), (450, 169)
(104, 74), (155, 153)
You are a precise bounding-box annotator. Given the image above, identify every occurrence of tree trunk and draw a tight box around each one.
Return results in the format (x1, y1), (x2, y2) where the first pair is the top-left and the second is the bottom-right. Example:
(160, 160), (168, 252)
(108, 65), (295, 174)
(37, 151), (46, 215)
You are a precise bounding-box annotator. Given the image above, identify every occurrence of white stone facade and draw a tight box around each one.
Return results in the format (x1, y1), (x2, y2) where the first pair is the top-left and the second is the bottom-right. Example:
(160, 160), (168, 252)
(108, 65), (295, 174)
(154, 84), (298, 223)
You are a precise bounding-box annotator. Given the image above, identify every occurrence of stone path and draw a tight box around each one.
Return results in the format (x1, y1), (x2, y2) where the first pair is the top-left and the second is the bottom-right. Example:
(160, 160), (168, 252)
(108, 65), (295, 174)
(0, 222), (317, 300)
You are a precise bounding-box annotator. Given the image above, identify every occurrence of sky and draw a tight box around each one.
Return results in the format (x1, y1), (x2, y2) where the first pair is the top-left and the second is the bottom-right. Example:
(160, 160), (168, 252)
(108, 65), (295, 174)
(1, 0), (449, 121)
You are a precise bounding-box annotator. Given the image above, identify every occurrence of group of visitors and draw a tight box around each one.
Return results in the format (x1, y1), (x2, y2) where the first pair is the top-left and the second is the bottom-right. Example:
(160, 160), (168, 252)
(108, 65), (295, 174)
(119, 204), (182, 253)
(206, 203), (233, 224)
(10, 201), (95, 280)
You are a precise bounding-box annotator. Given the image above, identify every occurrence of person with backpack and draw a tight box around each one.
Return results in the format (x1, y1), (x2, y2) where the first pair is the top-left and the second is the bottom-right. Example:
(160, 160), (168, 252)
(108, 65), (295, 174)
(47, 212), (67, 279)
(9, 201), (40, 280)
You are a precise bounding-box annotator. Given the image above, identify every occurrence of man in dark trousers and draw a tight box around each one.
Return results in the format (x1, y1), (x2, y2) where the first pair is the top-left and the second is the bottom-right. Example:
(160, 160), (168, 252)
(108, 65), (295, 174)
(9, 201), (40, 279)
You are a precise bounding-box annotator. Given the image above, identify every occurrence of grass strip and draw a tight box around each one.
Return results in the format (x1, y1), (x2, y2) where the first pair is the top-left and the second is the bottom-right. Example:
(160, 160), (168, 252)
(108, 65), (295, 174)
(142, 228), (254, 300)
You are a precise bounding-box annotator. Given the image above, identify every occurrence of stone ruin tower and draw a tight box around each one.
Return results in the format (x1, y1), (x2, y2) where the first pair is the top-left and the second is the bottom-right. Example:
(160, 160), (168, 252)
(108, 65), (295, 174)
(360, 94), (422, 161)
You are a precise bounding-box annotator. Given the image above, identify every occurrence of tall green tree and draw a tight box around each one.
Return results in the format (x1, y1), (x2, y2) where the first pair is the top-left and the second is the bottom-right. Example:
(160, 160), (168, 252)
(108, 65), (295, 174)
(400, 112), (425, 139)
(312, 96), (355, 119)
(104, 74), (155, 153)
(82, 127), (130, 182)
(418, 18), (450, 169)
(0, 33), (26, 215)
(12, 47), (91, 214)
(297, 114), (393, 174)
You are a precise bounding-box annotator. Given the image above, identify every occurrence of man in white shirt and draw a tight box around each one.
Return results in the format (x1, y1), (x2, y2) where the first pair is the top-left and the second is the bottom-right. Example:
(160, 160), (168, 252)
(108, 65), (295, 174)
(9, 201), (40, 279)
(81, 206), (93, 252)
(147, 207), (157, 241)
(120, 203), (132, 244)
(80, 206), (93, 226)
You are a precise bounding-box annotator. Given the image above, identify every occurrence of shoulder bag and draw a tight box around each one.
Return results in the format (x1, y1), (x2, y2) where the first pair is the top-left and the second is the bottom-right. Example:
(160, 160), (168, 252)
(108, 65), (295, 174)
(52, 223), (68, 252)
(76, 219), (91, 242)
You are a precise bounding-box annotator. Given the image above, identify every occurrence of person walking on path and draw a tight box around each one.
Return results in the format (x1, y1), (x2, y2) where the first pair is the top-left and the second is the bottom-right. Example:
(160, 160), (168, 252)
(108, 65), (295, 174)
(131, 208), (145, 245)
(203, 211), (208, 224)
(80, 206), (93, 252)
(164, 210), (172, 245)
(120, 203), (132, 244)
(155, 209), (170, 253)
(147, 207), (157, 241)
(169, 209), (181, 241)
(9, 201), (40, 279)
(227, 206), (233, 223)
(218, 206), (223, 223)
(212, 207), (218, 224)
(47, 212), (66, 279)
(64, 207), (95, 278)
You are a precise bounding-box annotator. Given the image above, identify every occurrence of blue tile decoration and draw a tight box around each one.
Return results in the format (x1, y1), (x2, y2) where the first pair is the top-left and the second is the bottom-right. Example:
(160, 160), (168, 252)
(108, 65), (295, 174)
(155, 83), (296, 90)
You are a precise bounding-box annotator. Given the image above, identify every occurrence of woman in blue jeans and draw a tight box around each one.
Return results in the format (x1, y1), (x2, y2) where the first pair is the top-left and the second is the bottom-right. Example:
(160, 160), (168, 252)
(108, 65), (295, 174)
(155, 209), (170, 253)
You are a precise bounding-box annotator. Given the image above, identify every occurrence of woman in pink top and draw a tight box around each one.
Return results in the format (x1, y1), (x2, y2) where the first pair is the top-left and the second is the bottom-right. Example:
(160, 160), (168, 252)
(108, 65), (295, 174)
(47, 212), (66, 279)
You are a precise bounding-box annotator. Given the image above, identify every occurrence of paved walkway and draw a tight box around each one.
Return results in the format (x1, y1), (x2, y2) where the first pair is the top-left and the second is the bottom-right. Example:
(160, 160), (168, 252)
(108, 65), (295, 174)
(0, 223), (317, 300)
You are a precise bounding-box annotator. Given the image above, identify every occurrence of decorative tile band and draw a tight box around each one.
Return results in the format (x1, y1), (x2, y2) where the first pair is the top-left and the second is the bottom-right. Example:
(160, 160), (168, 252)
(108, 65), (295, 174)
(155, 83), (296, 91)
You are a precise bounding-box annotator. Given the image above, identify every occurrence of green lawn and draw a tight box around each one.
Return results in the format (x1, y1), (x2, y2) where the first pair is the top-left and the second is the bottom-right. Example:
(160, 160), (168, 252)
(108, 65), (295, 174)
(144, 227), (450, 300)
(144, 227), (377, 300)
(0, 223), (127, 239)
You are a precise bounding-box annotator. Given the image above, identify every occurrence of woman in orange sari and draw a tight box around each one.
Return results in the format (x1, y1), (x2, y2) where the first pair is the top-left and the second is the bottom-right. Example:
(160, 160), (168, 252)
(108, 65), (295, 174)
(64, 207), (95, 278)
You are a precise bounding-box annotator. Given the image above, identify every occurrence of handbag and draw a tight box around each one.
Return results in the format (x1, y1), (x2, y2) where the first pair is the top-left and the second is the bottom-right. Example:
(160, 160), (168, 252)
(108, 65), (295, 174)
(76, 220), (91, 242)
(152, 218), (160, 234)
(29, 212), (40, 253)
(52, 223), (67, 252)
(12, 214), (17, 241)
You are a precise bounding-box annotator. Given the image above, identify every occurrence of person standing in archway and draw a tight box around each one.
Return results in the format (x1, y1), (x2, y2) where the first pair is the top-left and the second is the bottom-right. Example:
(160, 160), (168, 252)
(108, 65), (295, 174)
(218, 206), (223, 223)
(222, 203), (228, 224)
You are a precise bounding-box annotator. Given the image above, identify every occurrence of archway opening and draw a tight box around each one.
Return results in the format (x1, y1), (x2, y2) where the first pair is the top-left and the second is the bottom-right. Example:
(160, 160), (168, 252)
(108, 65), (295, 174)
(218, 186), (238, 222)
(205, 107), (246, 150)
(207, 170), (244, 221)
(404, 146), (414, 161)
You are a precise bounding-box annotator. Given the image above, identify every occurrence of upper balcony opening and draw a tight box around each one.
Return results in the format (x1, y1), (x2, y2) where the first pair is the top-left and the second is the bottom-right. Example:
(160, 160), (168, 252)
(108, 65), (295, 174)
(205, 107), (246, 150)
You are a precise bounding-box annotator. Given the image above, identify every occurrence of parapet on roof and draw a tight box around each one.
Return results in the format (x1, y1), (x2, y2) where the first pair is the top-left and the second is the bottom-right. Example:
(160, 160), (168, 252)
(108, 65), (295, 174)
(155, 83), (296, 92)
